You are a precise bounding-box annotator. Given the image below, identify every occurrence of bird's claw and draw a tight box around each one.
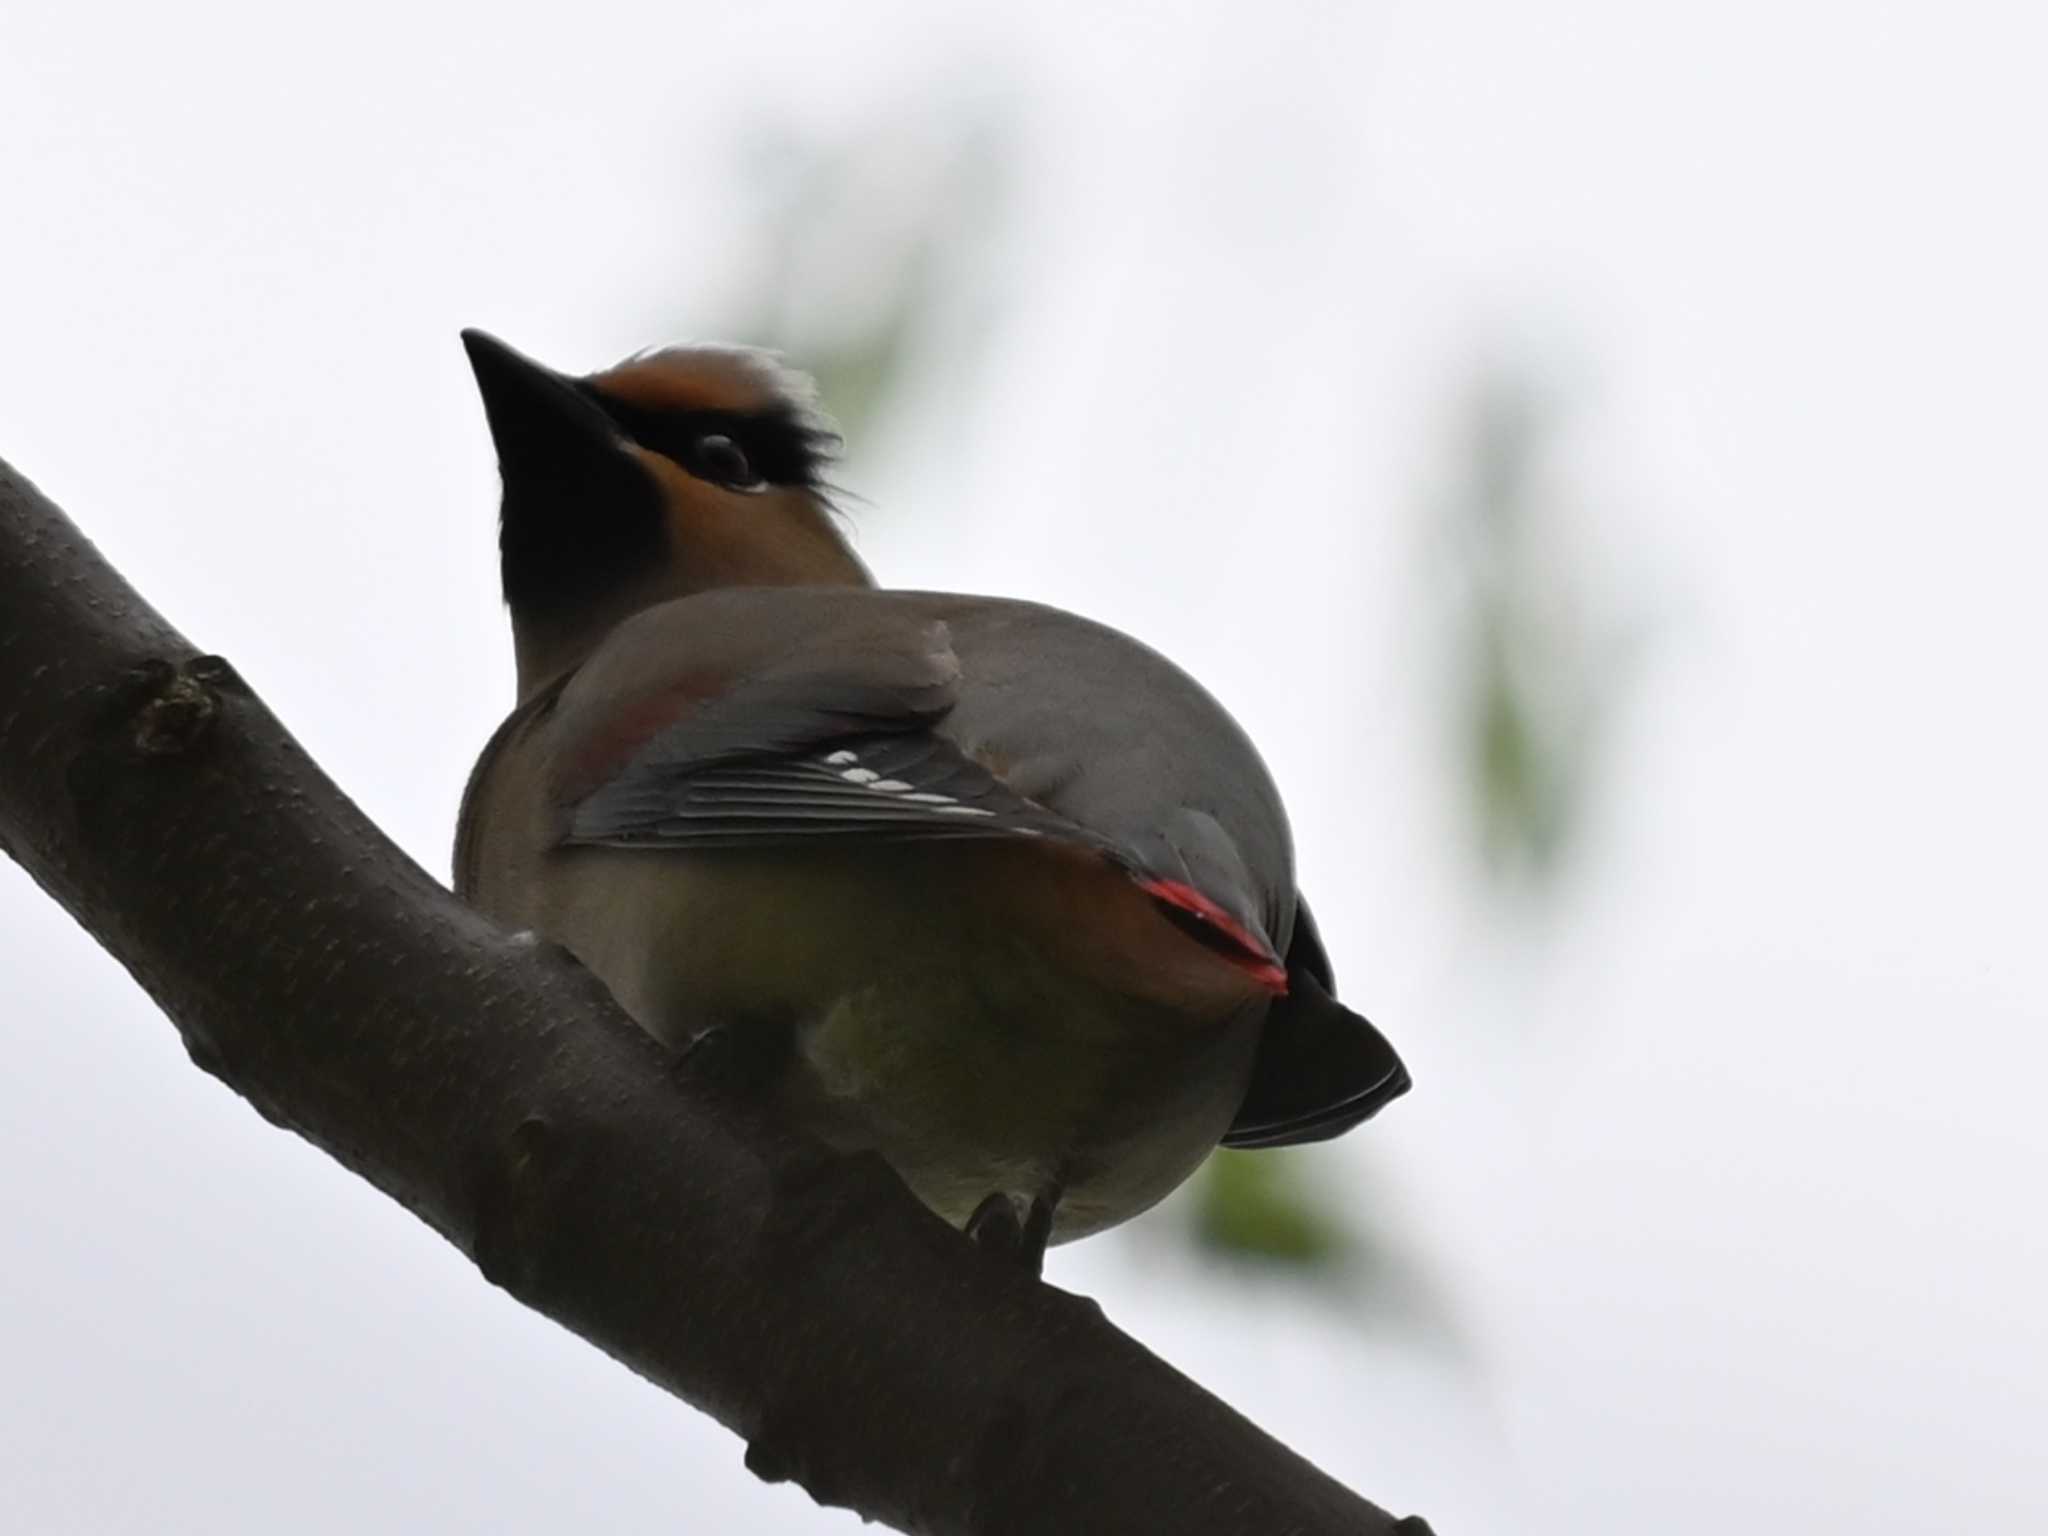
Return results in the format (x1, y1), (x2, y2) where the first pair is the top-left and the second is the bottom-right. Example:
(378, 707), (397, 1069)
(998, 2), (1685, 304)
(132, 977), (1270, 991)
(966, 1190), (1055, 1277)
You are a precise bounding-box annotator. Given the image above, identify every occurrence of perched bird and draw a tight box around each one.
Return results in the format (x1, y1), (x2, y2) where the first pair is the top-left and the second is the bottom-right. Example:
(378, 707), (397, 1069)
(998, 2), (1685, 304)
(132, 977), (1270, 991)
(454, 330), (1409, 1267)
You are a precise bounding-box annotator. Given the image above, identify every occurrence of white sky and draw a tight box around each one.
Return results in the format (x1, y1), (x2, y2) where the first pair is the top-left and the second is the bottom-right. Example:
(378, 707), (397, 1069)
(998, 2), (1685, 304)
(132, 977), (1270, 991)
(4, 3), (2044, 1532)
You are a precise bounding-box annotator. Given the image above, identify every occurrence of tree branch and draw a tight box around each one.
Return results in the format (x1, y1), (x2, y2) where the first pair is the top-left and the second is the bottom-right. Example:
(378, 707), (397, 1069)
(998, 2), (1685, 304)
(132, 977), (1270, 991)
(0, 455), (1433, 1536)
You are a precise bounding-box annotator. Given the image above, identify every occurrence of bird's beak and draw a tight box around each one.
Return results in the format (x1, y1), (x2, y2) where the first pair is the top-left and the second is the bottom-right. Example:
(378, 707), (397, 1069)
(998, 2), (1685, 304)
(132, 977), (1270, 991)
(461, 329), (621, 479)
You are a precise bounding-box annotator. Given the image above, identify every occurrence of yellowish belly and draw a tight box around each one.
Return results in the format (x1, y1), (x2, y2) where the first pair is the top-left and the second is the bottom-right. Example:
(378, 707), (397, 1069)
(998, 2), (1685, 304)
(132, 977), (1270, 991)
(524, 839), (1269, 1240)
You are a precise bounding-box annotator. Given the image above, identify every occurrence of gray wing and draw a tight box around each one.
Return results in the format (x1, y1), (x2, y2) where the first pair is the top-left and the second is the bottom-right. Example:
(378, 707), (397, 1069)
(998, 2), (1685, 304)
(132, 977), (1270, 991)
(570, 727), (1096, 848)
(553, 587), (1294, 978)
(555, 594), (1107, 852)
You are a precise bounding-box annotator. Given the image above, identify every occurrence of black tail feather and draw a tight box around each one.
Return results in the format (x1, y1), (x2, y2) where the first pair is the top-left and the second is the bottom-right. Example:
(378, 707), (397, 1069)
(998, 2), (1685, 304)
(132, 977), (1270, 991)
(1221, 899), (1410, 1150)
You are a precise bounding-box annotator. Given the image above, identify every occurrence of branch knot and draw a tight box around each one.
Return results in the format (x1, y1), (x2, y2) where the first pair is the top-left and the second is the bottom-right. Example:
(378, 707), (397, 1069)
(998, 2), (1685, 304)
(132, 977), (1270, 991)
(131, 655), (234, 756)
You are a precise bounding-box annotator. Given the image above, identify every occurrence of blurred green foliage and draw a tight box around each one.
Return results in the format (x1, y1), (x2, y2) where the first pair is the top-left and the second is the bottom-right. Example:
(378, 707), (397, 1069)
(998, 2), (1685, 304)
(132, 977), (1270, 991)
(684, 110), (1016, 454)
(1193, 1148), (1347, 1266)
(1443, 364), (1632, 889)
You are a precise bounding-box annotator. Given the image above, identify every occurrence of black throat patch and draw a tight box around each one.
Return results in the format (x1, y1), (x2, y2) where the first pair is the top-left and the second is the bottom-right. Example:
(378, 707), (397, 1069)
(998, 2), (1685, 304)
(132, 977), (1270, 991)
(497, 445), (665, 621)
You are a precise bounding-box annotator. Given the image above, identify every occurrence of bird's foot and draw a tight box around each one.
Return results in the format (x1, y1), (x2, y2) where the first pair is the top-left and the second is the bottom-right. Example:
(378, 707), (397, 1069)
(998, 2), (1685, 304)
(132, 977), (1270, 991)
(672, 1021), (787, 1097)
(675, 1024), (736, 1077)
(966, 1190), (1056, 1277)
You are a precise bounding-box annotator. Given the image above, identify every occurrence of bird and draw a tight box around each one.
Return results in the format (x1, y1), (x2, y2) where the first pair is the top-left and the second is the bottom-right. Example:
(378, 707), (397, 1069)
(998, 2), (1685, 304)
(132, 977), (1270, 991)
(453, 329), (1410, 1270)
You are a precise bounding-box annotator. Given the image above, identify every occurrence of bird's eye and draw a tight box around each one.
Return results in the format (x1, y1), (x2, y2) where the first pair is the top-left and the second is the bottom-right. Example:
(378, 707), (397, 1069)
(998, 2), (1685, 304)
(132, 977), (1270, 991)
(689, 433), (763, 491)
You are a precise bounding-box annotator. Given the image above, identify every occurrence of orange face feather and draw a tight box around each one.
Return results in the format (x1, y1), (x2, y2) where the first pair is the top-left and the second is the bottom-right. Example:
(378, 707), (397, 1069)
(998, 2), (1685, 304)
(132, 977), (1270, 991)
(585, 345), (867, 595)
(587, 345), (817, 418)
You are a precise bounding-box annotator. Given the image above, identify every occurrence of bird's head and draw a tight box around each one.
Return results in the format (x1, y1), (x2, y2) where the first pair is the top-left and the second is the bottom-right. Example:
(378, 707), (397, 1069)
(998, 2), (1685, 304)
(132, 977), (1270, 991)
(462, 329), (871, 692)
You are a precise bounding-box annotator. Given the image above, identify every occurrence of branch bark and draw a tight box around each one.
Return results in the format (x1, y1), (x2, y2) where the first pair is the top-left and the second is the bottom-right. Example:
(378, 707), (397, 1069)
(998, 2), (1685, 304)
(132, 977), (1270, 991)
(0, 455), (1433, 1536)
